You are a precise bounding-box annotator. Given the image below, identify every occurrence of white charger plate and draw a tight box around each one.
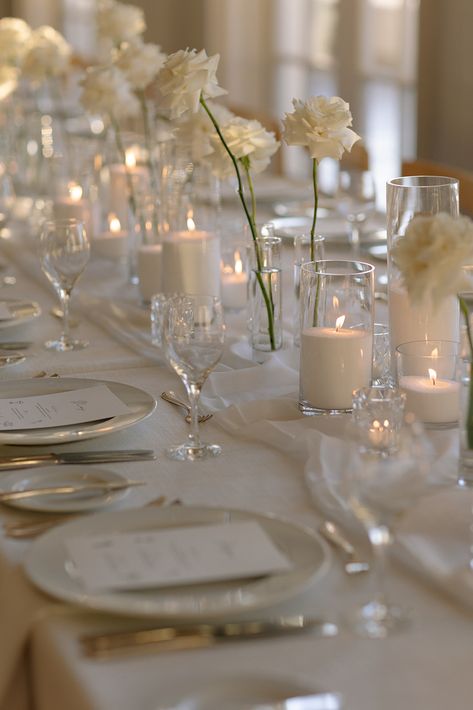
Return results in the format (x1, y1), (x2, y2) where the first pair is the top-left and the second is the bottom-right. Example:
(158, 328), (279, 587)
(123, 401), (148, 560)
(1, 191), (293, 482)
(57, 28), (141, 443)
(0, 377), (156, 445)
(0, 299), (41, 329)
(0, 465), (129, 512)
(24, 505), (330, 619)
(157, 674), (341, 710)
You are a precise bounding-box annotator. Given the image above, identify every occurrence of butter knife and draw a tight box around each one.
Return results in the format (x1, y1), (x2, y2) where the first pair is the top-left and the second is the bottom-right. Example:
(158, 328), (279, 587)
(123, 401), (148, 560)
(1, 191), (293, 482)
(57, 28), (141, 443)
(80, 617), (338, 659)
(0, 480), (145, 501)
(0, 450), (156, 471)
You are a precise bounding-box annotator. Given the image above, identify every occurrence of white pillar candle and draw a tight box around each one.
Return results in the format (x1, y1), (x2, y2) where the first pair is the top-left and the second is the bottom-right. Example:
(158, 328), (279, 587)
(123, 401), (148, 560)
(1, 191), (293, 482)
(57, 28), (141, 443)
(389, 285), (459, 352)
(137, 244), (163, 302)
(221, 251), (247, 309)
(300, 320), (372, 410)
(162, 230), (221, 297)
(92, 214), (128, 260)
(399, 371), (459, 424)
(53, 182), (93, 237)
(109, 160), (149, 227)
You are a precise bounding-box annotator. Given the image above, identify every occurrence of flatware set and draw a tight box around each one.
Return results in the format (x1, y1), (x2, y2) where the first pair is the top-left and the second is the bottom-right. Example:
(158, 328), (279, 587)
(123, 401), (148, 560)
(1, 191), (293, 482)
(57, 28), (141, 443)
(0, 449), (156, 471)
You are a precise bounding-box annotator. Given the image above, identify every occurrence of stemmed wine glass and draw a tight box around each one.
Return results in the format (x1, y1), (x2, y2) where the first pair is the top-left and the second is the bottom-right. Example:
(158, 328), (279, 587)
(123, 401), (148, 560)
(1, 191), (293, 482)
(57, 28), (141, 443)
(163, 294), (225, 461)
(39, 218), (90, 351)
(336, 169), (376, 250)
(345, 400), (432, 638)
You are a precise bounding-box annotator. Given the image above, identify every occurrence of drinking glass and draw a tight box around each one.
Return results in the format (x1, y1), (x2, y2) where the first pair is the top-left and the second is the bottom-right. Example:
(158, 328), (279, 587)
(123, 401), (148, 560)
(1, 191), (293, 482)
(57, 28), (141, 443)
(39, 218), (90, 351)
(164, 295), (225, 461)
(336, 169), (376, 249)
(346, 410), (431, 638)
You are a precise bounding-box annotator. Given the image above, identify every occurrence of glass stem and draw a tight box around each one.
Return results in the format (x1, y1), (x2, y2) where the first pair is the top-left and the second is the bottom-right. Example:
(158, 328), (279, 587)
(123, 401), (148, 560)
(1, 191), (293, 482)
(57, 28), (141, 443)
(187, 382), (202, 448)
(367, 524), (392, 608)
(60, 288), (71, 343)
(349, 223), (361, 251)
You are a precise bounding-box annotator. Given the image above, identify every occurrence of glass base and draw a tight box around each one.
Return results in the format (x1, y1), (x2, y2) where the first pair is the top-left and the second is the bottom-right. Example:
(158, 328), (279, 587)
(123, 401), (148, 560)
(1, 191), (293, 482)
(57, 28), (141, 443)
(166, 441), (222, 462)
(299, 399), (352, 416)
(45, 337), (89, 352)
(349, 599), (409, 639)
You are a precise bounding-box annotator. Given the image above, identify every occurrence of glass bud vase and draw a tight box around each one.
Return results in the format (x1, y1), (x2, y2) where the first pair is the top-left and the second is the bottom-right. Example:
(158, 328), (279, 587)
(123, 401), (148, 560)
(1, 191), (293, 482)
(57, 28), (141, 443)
(248, 235), (283, 357)
(386, 176), (460, 367)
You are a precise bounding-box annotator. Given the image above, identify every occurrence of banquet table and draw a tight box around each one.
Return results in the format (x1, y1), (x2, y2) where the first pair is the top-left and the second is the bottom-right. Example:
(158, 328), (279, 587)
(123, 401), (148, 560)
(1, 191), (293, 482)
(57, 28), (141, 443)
(0, 189), (472, 710)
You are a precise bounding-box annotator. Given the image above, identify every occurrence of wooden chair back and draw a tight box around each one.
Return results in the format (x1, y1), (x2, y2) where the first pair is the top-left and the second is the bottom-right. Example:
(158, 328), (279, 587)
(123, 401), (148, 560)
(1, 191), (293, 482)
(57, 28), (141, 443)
(402, 158), (473, 216)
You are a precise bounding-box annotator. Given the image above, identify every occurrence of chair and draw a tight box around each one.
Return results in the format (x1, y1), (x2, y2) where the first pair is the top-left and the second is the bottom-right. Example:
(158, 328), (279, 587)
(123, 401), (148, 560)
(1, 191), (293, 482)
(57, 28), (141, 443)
(402, 158), (473, 216)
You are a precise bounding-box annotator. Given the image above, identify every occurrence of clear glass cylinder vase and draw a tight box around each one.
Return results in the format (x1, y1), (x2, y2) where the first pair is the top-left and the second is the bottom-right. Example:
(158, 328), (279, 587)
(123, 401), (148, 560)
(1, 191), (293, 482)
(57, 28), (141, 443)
(459, 356), (473, 487)
(386, 176), (460, 362)
(299, 259), (374, 415)
(248, 235), (283, 355)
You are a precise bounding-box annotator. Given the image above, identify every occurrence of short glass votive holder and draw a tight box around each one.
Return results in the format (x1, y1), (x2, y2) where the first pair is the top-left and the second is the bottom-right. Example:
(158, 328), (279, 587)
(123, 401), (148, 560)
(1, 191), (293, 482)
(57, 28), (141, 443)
(293, 234), (325, 347)
(396, 340), (460, 428)
(299, 260), (375, 415)
(352, 386), (406, 456)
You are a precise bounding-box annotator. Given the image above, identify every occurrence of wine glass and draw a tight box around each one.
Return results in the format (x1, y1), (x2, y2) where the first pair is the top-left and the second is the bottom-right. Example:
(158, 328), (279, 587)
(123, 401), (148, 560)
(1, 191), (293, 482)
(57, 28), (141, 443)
(163, 294), (225, 461)
(39, 218), (90, 351)
(336, 169), (376, 250)
(346, 405), (432, 638)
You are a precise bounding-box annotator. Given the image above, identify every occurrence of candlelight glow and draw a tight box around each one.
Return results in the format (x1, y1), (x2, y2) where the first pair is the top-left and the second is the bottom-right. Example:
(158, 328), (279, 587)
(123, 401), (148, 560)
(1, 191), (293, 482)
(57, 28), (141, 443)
(187, 216), (196, 231)
(108, 214), (121, 232)
(431, 347), (439, 358)
(428, 368), (437, 386)
(125, 149), (137, 168)
(68, 182), (83, 201)
(333, 295), (339, 310)
(235, 251), (243, 274)
(335, 315), (345, 332)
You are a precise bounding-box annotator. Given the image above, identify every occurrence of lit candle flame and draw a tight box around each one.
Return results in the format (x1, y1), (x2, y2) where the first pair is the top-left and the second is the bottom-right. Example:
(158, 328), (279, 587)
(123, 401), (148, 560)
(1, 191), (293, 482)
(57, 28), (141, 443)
(187, 210), (196, 231)
(68, 182), (82, 201)
(125, 149), (136, 168)
(109, 214), (121, 233)
(333, 295), (339, 309)
(431, 347), (439, 358)
(335, 315), (345, 332)
(428, 368), (437, 386)
(235, 250), (243, 274)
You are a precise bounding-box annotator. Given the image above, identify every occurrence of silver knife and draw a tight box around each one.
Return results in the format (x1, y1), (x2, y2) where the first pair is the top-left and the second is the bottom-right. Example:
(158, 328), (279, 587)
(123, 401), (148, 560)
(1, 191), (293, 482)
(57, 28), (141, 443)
(0, 342), (32, 350)
(0, 480), (146, 501)
(80, 616), (338, 658)
(0, 450), (156, 470)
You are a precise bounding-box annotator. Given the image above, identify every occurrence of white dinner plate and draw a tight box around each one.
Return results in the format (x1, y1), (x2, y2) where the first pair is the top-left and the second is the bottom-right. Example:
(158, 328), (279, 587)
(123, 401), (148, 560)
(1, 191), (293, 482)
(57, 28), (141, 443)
(0, 299), (41, 329)
(0, 465), (130, 512)
(0, 377), (156, 445)
(157, 674), (341, 710)
(24, 505), (331, 619)
(270, 215), (386, 244)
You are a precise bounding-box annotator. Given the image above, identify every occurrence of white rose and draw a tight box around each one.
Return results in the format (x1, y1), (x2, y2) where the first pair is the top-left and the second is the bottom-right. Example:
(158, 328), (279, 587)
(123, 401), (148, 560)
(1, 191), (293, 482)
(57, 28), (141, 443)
(115, 38), (166, 91)
(156, 48), (227, 119)
(392, 212), (473, 307)
(80, 65), (140, 120)
(0, 17), (31, 65)
(282, 96), (360, 161)
(97, 0), (145, 45)
(22, 26), (71, 82)
(174, 102), (234, 164)
(208, 116), (280, 179)
(0, 64), (19, 101)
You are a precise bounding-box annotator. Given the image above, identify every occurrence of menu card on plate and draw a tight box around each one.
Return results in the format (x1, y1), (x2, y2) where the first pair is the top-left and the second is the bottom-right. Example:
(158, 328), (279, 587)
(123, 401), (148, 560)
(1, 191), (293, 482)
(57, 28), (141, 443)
(0, 303), (13, 320)
(65, 521), (292, 592)
(0, 384), (130, 430)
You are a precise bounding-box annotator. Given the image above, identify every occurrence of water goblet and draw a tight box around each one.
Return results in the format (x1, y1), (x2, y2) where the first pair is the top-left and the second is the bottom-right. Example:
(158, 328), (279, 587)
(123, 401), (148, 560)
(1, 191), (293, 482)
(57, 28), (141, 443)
(39, 218), (90, 351)
(346, 407), (432, 638)
(336, 169), (376, 250)
(163, 294), (225, 461)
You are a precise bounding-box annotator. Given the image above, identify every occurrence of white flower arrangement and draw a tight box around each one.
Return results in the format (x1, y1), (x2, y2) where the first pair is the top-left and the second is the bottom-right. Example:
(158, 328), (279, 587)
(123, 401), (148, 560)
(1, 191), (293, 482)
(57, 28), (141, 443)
(80, 64), (140, 120)
(208, 116), (280, 180)
(97, 0), (146, 46)
(282, 95), (360, 258)
(174, 102), (234, 164)
(0, 17), (31, 66)
(115, 38), (166, 91)
(21, 25), (72, 82)
(0, 65), (19, 101)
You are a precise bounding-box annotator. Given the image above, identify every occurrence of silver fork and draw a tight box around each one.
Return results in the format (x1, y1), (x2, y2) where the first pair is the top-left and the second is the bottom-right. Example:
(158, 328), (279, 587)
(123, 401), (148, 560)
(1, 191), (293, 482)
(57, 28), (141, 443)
(160, 391), (213, 424)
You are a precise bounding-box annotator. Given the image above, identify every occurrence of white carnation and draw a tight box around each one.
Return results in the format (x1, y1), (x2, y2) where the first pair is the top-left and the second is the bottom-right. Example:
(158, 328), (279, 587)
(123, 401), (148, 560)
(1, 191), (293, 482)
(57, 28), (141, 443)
(0, 17), (31, 65)
(80, 65), (140, 120)
(282, 96), (360, 161)
(156, 48), (227, 119)
(391, 212), (473, 307)
(174, 102), (234, 164)
(0, 64), (19, 101)
(97, 0), (145, 45)
(208, 116), (280, 179)
(22, 26), (71, 82)
(115, 38), (166, 90)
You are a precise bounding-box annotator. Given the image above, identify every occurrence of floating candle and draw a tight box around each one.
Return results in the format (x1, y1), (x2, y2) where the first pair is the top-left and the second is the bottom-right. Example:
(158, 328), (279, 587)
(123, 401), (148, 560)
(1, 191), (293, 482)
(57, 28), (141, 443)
(93, 213), (128, 260)
(399, 368), (459, 424)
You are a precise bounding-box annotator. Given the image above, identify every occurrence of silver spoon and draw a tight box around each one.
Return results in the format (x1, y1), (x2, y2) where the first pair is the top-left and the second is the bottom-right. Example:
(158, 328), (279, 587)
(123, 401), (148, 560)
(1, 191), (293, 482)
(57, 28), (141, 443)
(160, 391), (213, 424)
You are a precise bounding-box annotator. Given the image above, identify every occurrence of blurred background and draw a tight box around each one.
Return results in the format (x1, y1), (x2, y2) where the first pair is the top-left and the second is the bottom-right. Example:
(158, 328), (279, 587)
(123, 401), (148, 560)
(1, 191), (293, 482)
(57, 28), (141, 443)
(1, 0), (472, 201)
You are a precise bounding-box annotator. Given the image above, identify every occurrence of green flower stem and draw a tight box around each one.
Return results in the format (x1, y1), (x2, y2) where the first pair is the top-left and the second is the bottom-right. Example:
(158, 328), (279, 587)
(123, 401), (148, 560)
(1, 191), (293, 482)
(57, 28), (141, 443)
(459, 296), (473, 449)
(243, 160), (257, 224)
(200, 96), (276, 350)
(310, 158), (319, 260)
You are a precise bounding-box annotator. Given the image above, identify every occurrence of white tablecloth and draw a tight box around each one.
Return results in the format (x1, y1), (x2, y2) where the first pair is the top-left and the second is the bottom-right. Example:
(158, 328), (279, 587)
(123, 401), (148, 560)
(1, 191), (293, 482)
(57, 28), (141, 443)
(0, 205), (472, 710)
